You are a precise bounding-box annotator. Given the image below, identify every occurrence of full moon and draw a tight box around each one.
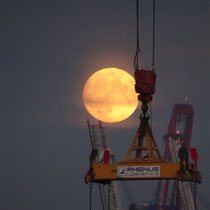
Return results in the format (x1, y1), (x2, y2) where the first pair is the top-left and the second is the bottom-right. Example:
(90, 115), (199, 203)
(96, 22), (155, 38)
(83, 68), (138, 123)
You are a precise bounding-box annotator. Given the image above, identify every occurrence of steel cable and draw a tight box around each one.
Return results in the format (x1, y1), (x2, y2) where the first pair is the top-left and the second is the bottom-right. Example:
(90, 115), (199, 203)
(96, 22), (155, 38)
(108, 184), (111, 210)
(89, 183), (93, 210)
(134, 0), (148, 71)
(152, 0), (156, 71)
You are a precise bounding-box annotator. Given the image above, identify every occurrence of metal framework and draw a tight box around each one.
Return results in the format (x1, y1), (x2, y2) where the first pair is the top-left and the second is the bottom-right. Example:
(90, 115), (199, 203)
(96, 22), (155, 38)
(85, 112), (201, 184)
(87, 120), (122, 210)
(154, 103), (198, 210)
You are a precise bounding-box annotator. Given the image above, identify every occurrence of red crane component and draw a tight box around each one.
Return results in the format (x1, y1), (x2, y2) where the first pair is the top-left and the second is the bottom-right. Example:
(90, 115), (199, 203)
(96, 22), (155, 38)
(156, 103), (196, 210)
(134, 70), (156, 95)
(103, 150), (110, 164)
(190, 148), (198, 169)
(134, 69), (156, 113)
(167, 104), (194, 150)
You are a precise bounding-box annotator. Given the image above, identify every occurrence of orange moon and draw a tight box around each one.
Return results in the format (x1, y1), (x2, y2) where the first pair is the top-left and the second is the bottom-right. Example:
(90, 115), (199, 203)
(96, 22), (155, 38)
(83, 68), (138, 123)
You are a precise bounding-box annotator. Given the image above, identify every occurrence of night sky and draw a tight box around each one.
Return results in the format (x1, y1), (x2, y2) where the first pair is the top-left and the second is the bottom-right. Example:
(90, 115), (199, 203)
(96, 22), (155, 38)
(1, 0), (210, 209)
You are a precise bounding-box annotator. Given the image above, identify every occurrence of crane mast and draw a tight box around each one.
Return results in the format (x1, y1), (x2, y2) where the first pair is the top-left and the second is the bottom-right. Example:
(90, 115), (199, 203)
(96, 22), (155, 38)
(87, 120), (123, 210)
(168, 137), (195, 210)
(155, 103), (198, 210)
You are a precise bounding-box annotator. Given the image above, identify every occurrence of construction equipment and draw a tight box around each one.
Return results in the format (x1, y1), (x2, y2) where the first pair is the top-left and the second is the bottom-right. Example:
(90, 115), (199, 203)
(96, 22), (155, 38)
(153, 103), (199, 210)
(169, 137), (196, 210)
(85, 2), (201, 210)
(85, 0), (201, 185)
(84, 91), (201, 182)
(87, 120), (123, 210)
(87, 120), (146, 210)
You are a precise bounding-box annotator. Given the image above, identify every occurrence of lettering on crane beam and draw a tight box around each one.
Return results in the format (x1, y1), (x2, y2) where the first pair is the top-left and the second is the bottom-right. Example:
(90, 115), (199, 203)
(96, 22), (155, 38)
(117, 166), (160, 177)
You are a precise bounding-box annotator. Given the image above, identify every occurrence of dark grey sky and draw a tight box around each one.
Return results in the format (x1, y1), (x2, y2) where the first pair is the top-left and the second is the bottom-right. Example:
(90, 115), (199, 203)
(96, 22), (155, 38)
(1, 0), (210, 209)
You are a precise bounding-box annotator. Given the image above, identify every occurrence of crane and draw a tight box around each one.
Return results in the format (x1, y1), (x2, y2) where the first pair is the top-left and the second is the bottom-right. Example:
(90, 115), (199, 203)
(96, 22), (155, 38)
(87, 120), (142, 210)
(169, 137), (196, 210)
(85, 1), (201, 209)
(154, 103), (198, 210)
(87, 120), (123, 210)
(85, 0), (201, 184)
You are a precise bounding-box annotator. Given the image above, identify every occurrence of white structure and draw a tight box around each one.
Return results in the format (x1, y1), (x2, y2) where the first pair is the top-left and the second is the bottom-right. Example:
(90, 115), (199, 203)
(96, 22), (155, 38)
(168, 137), (195, 210)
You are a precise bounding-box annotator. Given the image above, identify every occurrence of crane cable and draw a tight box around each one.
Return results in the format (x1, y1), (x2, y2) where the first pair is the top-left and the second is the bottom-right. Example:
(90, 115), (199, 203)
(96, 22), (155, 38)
(152, 0), (156, 71)
(194, 182), (197, 209)
(134, 0), (156, 71)
(108, 184), (111, 210)
(134, 0), (148, 71)
(89, 182), (93, 210)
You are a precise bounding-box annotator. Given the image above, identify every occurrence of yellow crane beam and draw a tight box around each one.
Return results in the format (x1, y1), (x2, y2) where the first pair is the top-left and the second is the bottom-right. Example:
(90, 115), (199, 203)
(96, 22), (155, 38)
(86, 162), (179, 182)
(85, 117), (201, 184)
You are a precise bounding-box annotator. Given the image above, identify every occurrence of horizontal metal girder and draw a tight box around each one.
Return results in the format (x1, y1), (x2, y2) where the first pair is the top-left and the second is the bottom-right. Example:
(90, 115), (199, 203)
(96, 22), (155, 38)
(91, 162), (180, 182)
